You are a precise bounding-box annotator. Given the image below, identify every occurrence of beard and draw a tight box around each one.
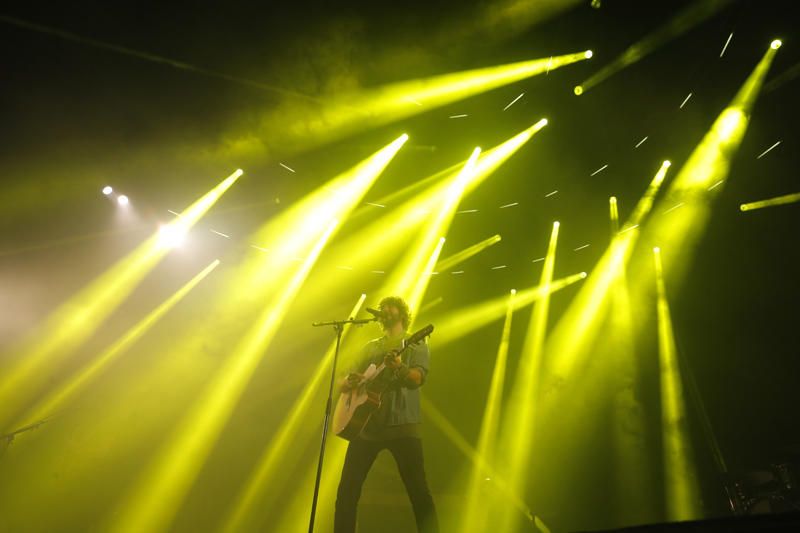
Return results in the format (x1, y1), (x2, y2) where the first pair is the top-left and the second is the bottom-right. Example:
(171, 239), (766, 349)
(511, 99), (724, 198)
(380, 315), (401, 329)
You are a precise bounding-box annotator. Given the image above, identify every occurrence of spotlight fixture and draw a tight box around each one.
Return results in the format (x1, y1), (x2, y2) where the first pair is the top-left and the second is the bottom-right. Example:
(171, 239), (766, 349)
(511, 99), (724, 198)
(574, 85), (584, 96)
(117, 195), (129, 206)
(102, 186), (113, 195)
(585, 50), (593, 59)
(771, 39), (782, 50)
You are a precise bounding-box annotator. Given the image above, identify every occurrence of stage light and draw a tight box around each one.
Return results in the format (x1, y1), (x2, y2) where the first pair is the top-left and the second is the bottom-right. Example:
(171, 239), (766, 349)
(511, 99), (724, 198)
(118, 195), (129, 206)
(740, 191), (800, 212)
(0, 170), (240, 429)
(158, 224), (186, 249)
(574, 85), (584, 95)
(610, 197), (619, 236)
(102, 186), (113, 195)
(771, 39), (782, 50)
(664, 160), (671, 167)
(585, 50), (593, 58)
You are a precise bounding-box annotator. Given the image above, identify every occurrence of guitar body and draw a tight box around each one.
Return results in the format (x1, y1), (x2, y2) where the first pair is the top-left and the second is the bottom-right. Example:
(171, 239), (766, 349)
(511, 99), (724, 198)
(332, 324), (434, 441)
(333, 385), (382, 440)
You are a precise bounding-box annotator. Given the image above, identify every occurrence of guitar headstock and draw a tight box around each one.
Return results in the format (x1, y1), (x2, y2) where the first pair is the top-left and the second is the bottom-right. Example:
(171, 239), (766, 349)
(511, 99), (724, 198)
(406, 324), (434, 346)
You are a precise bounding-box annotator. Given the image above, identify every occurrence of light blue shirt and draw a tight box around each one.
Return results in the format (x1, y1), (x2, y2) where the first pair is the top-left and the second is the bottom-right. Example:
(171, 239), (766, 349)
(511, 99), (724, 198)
(356, 334), (430, 429)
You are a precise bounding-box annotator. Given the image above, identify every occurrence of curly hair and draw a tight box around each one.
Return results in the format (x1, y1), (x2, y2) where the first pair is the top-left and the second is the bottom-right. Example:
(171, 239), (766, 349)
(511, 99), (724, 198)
(378, 295), (412, 331)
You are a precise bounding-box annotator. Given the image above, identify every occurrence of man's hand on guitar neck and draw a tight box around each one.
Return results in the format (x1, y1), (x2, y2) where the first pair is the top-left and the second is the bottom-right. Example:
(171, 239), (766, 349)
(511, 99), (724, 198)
(383, 350), (402, 369)
(341, 372), (364, 391)
(384, 350), (424, 387)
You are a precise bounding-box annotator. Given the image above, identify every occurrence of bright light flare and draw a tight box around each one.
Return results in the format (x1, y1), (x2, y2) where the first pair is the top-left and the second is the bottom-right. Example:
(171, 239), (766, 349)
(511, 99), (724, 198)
(102, 186), (113, 195)
(609, 196), (619, 236)
(158, 224), (186, 249)
(117, 195), (129, 206)
(771, 39), (782, 50)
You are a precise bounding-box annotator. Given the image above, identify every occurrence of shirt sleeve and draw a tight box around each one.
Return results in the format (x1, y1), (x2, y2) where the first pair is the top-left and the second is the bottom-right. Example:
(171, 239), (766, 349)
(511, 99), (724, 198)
(406, 339), (430, 386)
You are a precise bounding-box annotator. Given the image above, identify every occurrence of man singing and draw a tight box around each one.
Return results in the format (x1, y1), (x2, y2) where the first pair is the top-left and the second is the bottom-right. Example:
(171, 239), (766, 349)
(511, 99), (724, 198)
(334, 296), (439, 533)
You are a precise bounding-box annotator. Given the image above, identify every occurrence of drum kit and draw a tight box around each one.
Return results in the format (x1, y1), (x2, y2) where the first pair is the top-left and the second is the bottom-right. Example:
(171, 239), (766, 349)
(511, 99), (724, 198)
(729, 454), (800, 515)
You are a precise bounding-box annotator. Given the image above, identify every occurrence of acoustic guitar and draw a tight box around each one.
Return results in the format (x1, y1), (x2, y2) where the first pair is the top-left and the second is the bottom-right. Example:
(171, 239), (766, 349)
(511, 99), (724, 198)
(333, 324), (434, 440)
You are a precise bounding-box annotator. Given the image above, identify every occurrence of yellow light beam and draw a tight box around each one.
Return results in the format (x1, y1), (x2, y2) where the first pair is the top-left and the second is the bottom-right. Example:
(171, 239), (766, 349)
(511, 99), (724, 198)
(13, 260), (221, 428)
(575, 0), (733, 94)
(0, 170), (241, 428)
(436, 234), (502, 272)
(608, 242), (655, 522)
(498, 221), (559, 532)
(653, 247), (701, 520)
(407, 237), (448, 318)
(422, 397), (531, 521)
(387, 148), (482, 298)
(459, 289), (516, 533)
(545, 160), (672, 382)
(253, 52), (586, 153)
(155, 134), (408, 391)
(221, 294), (367, 533)
(642, 42), (780, 289)
(242, 135), (408, 295)
(432, 272), (587, 348)
(306, 120), (546, 303)
(108, 220), (339, 533)
(740, 191), (800, 211)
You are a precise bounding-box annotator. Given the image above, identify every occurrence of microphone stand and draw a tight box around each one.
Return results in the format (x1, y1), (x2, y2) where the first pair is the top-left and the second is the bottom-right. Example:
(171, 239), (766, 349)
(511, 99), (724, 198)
(1, 418), (50, 458)
(307, 315), (375, 533)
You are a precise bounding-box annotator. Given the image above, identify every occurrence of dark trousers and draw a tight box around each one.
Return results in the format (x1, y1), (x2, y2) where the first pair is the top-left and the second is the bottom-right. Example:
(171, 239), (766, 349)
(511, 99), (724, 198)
(334, 437), (439, 533)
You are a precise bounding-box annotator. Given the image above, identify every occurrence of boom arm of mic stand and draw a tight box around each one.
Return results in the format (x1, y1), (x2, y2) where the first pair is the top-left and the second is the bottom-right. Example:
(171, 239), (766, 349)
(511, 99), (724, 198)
(311, 317), (375, 327)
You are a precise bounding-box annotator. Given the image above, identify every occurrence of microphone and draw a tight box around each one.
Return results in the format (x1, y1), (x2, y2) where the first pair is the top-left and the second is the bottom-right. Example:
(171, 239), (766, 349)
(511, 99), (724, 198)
(365, 307), (385, 321)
